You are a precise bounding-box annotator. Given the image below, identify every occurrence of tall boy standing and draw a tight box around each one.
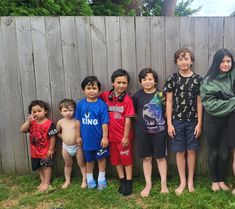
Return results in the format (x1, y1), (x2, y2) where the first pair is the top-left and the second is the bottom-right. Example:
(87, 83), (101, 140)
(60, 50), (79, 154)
(164, 48), (203, 195)
(100, 69), (135, 196)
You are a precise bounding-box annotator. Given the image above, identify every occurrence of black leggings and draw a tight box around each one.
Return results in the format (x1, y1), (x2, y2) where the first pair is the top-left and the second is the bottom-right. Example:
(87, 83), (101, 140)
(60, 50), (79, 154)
(204, 112), (229, 182)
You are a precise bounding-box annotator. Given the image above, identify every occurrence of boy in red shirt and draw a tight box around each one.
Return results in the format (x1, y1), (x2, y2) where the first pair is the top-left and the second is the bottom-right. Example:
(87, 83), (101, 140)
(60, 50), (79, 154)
(100, 69), (135, 196)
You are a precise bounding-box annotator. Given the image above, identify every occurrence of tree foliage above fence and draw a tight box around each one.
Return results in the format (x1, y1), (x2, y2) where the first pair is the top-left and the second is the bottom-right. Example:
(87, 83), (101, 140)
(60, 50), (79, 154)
(0, 0), (201, 16)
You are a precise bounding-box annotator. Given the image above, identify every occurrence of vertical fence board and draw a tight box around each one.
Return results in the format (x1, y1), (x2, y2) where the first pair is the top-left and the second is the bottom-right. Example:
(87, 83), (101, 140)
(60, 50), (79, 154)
(90, 16), (108, 90)
(60, 16), (79, 100)
(105, 16), (122, 89)
(45, 17), (65, 176)
(194, 17), (209, 174)
(136, 17), (151, 74)
(75, 17), (93, 99)
(16, 17), (36, 174)
(151, 17), (166, 89)
(1, 17), (25, 174)
(224, 17), (235, 54)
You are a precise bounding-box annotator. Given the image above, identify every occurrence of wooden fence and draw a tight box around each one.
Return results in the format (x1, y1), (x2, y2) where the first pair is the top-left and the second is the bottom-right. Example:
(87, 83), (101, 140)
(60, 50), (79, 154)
(0, 16), (235, 176)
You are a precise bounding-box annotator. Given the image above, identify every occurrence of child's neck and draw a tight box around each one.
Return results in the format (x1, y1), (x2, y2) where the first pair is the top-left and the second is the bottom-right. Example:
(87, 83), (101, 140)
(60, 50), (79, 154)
(143, 87), (156, 94)
(86, 97), (98, 102)
(35, 117), (47, 124)
(179, 69), (193, 77)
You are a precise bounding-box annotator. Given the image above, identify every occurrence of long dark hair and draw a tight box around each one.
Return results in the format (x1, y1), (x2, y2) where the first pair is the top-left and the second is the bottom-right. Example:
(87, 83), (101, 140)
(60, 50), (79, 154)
(205, 48), (234, 80)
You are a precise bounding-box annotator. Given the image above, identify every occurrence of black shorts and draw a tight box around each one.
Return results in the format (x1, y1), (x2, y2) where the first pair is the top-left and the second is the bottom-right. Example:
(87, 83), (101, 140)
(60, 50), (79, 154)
(31, 157), (54, 171)
(136, 131), (167, 159)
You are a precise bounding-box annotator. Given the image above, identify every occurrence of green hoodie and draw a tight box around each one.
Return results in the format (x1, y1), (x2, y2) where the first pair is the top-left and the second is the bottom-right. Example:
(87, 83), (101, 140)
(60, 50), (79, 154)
(200, 69), (235, 117)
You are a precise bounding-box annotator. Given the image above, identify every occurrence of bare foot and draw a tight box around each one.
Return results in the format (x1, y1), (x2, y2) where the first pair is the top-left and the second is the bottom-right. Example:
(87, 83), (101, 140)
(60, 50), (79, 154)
(219, 182), (230, 191)
(175, 183), (186, 195)
(232, 188), (235, 195)
(140, 184), (152, 197)
(39, 183), (50, 192)
(160, 183), (169, 193)
(188, 182), (195, 193)
(62, 181), (71, 189)
(37, 182), (44, 190)
(211, 183), (220, 192)
(81, 180), (87, 188)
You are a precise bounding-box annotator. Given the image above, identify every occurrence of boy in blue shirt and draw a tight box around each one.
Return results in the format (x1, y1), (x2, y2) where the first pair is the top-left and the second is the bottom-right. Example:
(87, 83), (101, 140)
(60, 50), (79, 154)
(75, 76), (109, 190)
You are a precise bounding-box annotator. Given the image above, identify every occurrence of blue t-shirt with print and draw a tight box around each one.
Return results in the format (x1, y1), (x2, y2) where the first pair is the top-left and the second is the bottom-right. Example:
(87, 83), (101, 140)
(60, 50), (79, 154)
(75, 98), (109, 150)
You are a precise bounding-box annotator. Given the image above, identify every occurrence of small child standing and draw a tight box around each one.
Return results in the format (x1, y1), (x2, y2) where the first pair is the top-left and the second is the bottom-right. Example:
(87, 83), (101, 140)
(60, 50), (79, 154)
(74, 76), (109, 190)
(164, 48), (203, 195)
(57, 99), (87, 189)
(132, 68), (169, 197)
(20, 100), (57, 192)
(100, 69), (135, 196)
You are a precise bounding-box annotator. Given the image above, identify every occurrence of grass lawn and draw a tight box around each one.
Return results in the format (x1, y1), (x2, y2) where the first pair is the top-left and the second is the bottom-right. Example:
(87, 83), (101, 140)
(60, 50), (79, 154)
(0, 174), (235, 209)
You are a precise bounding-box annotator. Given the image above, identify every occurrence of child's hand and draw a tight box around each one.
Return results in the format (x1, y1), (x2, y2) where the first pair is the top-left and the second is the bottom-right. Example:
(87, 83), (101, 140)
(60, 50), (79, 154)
(194, 123), (202, 139)
(76, 136), (82, 146)
(27, 114), (35, 122)
(121, 136), (129, 147)
(168, 124), (176, 138)
(101, 137), (109, 148)
(47, 149), (54, 159)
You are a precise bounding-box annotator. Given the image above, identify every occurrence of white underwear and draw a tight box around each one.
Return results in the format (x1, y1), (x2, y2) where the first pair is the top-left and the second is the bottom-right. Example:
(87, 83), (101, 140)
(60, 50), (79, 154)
(63, 143), (79, 157)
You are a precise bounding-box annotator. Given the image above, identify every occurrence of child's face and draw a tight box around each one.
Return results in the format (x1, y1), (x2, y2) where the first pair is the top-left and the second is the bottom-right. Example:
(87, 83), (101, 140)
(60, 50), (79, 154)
(31, 105), (47, 121)
(176, 52), (193, 71)
(220, 55), (232, 73)
(84, 83), (99, 101)
(112, 76), (128, 96)
(140, 73), (156, 92)
(60, 106), (74, 119)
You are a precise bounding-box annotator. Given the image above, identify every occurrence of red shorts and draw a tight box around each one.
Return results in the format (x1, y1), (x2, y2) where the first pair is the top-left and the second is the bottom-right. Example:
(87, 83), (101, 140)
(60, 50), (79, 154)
(109, 142), (133, 166)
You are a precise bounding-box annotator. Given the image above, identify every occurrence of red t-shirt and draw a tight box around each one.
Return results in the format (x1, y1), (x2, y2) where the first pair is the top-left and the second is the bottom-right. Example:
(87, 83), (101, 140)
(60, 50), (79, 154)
(29, 119), (57, 158)
(100, 91), (135, 143)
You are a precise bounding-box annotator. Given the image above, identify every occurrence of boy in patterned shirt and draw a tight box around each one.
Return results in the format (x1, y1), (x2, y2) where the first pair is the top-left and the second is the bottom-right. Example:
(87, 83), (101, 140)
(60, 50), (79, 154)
(164, 48), (203, 195)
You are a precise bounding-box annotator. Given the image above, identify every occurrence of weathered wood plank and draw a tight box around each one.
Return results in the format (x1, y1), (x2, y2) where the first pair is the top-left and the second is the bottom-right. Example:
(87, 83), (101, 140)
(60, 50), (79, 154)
(90, 16), (108, 91)
(45, 17), (65, 176)
(105, 16), (122, 90)
(151, 17), (166, 89)
(1, 17), (26, 174)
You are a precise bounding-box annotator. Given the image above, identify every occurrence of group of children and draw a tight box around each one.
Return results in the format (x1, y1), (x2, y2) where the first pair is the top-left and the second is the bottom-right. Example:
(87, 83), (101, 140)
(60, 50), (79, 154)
(20, 47), (235, 196)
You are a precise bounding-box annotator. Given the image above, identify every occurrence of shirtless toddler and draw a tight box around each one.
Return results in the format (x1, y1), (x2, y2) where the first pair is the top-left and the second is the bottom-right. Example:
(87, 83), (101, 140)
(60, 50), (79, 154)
(57, 99), (87, 188)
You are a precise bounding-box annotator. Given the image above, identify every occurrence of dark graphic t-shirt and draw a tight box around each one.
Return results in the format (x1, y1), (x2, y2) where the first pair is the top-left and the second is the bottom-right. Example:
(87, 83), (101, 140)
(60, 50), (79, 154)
(164, 71), (202, 121)
(132, 89), (165, 135)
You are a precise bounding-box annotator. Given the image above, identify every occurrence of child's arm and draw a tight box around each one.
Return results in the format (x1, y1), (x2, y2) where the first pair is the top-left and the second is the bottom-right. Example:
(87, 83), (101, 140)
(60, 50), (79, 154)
(76, 120), (82, 146)
(20, 115), (34, 133)
(121, 117), (131, 147)
(56, 120), (62, 139)
(101, 124), (109, 148)
(166, 92), (175, 138)
(194, 95), (203, 139)
(47, 135), (56, 158)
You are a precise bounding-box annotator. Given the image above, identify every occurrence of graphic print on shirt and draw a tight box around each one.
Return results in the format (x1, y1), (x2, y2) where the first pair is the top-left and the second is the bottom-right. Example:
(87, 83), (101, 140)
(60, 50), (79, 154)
(142, 92), (165, 134)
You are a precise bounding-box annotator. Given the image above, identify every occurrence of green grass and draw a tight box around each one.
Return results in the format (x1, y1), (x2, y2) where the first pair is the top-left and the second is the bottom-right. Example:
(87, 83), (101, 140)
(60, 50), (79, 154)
(0, 175), (235, 209)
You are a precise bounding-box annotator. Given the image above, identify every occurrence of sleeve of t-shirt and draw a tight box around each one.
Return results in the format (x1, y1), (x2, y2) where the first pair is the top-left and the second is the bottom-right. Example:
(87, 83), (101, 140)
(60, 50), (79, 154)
(163, 74), (174, 93)
(196, 75), (203, 95)
(132, 92), (138, 114)
(100, 101), (109, 124)
(74, 101), (81, 121)
(124, 96), (135, 118)
(48, 123), (58, 137)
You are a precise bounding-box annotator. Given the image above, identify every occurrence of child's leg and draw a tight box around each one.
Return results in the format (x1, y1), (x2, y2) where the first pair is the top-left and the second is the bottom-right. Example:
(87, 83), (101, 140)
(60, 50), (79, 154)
(141, 157), (152, 197)
(39, 167), (52, 192)
(123, 165), (133, 196)
(187, 150), (196, 192)
(76, 148), (87, 188)
(97, 158), (107, 190)
(156, 157), (168, 193)
(62, 148), (73, 189)
(175, 151), (186, 195)
(37, 168), (45, 189)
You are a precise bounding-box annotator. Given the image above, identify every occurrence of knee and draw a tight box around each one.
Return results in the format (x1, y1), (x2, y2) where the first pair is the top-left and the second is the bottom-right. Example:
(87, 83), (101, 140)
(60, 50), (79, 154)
(64, 160), (73, 167)
(143, 157), (152, 162)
